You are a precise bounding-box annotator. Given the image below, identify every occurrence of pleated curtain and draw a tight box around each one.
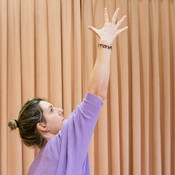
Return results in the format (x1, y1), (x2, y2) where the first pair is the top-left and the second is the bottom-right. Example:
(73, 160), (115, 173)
(0, 0), (175, 175)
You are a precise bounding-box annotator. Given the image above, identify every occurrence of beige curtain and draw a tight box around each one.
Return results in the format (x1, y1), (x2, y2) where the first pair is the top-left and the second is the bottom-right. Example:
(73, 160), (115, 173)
(0, 0), (175, 174)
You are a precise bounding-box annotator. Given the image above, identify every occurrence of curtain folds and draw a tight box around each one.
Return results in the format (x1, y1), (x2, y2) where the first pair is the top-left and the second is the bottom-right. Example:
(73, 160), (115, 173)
(0, 0), (174, 174)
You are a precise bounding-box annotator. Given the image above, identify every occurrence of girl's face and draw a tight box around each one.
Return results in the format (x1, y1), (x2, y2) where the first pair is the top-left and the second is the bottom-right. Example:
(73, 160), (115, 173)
(39, 101), (64, 135)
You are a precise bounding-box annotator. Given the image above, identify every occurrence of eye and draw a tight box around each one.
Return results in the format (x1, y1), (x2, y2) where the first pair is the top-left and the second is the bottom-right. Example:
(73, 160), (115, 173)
(50, 107), (53, 112)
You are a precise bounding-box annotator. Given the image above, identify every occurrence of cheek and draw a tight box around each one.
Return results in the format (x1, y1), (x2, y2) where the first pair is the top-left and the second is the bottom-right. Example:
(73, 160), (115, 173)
(46, 114), (63, 131)
(52, 116), (62, 127)
(46, 115), (58, 126)
(52, 116), (60, 125)
(54, 118), (63, 133)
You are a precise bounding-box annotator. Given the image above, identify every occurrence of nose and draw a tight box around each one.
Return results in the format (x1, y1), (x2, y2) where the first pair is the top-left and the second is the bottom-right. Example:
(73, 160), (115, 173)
(56, 107), (63, 115)
(58, 108), (63, 113)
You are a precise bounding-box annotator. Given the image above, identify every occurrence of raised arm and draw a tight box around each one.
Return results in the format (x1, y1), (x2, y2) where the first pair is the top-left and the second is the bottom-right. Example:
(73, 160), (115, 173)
(87, 8), (128, 100)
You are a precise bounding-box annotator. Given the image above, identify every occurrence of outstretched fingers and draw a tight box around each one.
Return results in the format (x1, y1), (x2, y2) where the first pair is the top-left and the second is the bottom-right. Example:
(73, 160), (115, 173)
(117, 26), (128, 35)
(116, 15), (127, 29)
(112, 8), (119, 24)
(88, 8), (128, 42)
(104, 8), (109, 23)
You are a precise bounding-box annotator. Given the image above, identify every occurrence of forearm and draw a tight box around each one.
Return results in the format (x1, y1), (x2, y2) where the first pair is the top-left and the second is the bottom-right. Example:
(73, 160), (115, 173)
(87, 46), (112, 100)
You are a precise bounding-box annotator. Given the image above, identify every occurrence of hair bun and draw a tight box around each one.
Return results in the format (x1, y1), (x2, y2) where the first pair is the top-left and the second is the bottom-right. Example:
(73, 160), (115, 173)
(8, 120), (18, 130)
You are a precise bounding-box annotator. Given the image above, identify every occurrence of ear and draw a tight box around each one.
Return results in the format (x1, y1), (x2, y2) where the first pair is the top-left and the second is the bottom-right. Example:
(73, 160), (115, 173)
(37, 122), (49, 132)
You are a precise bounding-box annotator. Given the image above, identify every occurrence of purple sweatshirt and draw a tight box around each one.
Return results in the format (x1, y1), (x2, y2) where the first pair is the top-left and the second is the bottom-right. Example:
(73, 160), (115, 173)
(28, 93), (103, 175)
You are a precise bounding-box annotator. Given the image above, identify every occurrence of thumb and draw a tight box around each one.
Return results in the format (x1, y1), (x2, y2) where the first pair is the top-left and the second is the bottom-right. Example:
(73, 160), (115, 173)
(88, 26), (100, 38)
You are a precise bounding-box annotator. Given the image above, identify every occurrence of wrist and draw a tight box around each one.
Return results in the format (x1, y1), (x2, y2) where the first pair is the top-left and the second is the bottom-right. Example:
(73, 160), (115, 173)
(98, 43), (112, 50)
(99, 39), (113, 45)
(97, 44), (112, 56)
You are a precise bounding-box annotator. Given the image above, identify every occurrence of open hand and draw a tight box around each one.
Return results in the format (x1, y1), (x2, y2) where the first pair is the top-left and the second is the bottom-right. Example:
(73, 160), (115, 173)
(88, 8), (128, 45)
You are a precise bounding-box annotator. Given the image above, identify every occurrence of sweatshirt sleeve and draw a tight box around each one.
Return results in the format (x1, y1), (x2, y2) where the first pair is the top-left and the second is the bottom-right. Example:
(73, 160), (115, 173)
(62, 93), (103, 163)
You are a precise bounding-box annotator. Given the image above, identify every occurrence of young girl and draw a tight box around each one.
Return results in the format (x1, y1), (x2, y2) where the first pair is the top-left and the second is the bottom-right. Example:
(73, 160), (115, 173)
(8, 8), (127, 175)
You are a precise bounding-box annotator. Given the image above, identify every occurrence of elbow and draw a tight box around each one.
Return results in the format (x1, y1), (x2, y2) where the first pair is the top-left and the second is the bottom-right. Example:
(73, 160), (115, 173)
(97, 94), (106, 101)
(87, 87), (107, 101)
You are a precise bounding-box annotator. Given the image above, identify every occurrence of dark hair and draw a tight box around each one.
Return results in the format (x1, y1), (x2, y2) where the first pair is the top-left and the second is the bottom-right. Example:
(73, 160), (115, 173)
(8, 98), (47, 148)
